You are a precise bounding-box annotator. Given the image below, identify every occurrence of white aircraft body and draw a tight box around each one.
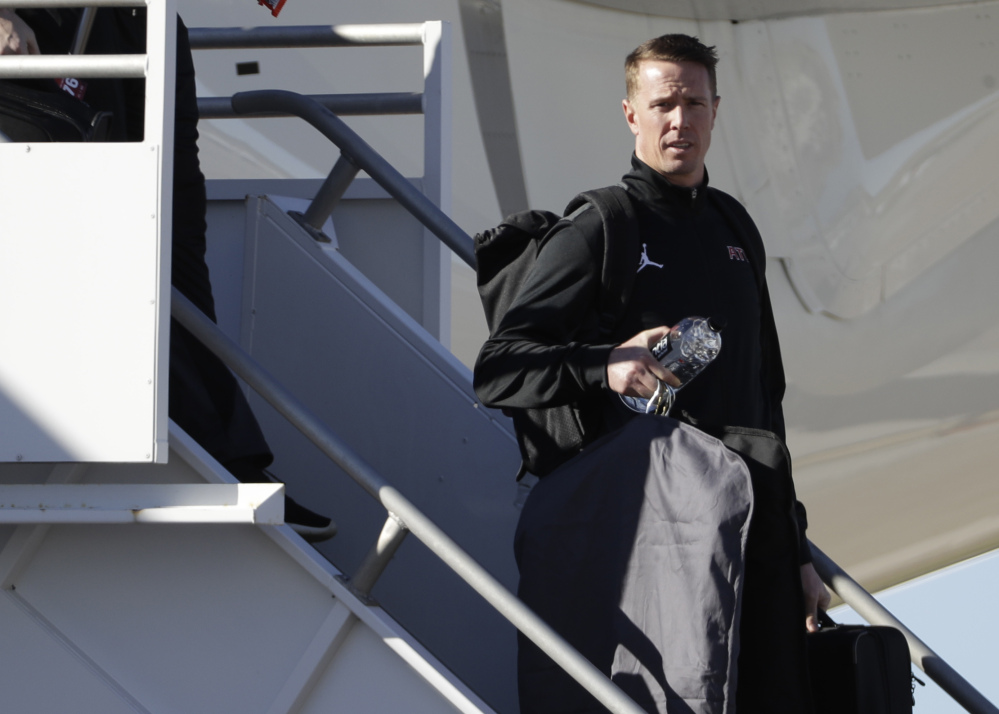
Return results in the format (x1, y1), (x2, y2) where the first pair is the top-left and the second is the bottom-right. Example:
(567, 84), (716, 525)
(1, 0), (996, 710)
(183, 0), (999, 593)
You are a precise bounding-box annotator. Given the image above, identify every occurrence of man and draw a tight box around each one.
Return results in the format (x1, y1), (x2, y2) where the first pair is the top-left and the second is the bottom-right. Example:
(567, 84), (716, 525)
(1, 7), (334, 541)
(475, 34), (828, 711)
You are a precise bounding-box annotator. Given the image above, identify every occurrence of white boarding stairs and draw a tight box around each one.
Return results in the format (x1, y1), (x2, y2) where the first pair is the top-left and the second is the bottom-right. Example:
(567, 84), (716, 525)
(0, 182), (506, 711)
(0, 3), (502, 710)
(0, 427), (494, 714)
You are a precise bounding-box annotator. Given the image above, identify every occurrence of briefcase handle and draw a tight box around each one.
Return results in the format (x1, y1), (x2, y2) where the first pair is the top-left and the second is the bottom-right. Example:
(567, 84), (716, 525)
(816, 609), (838, 629)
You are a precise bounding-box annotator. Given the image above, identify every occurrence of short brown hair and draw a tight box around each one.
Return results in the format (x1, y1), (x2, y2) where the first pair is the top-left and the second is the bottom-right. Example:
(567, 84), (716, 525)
(625, 34), (719, 99)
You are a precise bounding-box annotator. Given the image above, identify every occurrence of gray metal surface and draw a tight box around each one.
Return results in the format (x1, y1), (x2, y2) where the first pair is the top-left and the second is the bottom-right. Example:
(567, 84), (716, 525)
(570, 0), (995, 21)
(198, 93), (424, 119)
(229, 89), (475, 267)
(188, 24), (425, 49)
(171, 285), (646, 714)
(349, 514), (410, 598)
(812, 543), (999, 714)
(216, 192), (515, 706)
(303, 153), (360, 228)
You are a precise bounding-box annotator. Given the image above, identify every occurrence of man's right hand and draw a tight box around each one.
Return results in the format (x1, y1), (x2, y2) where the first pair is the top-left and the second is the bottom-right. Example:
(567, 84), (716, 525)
(0, 10), (39, 56)
(607, 326), (679, 398)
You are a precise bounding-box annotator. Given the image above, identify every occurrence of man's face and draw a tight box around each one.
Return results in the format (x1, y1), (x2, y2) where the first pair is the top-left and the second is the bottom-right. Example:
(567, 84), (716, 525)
(623, 60), (719, 187)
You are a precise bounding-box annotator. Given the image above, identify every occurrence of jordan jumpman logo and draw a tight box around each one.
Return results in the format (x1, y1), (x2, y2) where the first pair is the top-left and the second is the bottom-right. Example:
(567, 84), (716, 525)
(637, 243), (664, 273)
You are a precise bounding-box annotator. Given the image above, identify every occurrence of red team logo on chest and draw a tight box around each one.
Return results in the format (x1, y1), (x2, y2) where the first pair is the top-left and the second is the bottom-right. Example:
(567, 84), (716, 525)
(727, 246), (748, 262)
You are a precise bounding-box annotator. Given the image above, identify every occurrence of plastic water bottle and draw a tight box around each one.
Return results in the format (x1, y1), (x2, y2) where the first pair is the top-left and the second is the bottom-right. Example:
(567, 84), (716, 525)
(620, 316), (725, 415)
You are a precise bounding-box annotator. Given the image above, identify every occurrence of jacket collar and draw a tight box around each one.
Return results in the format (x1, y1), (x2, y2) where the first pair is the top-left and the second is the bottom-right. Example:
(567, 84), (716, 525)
(623, 153), (709, 212)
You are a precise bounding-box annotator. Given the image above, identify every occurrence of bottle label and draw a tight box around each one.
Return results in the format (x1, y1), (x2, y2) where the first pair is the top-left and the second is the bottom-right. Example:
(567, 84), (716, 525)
(651, 335), (671, 361)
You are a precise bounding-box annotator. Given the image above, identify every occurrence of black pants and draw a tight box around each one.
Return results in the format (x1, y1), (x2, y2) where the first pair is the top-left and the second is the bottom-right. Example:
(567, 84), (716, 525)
(720, 428), (814, 714)
(735, 460), (814, 712)
(167, 18), (272, 469)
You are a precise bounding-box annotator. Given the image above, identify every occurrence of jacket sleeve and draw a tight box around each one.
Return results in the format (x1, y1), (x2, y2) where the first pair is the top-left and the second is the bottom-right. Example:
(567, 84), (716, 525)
(473, 214), (617, 409)
(719, 190), (811, 562)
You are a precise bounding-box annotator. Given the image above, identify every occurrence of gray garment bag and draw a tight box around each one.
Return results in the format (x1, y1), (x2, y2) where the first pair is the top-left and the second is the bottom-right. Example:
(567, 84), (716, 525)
(515, 416), (754, 714)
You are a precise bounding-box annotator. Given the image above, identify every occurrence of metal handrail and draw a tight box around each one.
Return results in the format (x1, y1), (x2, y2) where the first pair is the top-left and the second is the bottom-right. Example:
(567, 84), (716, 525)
(0, 55), (146, 79)
(198, 92), (424, 119)
(811, 542), (998, 714)
(229, 89), (475, 267)
(170, 288), (646, 714)
(188, 24), (426, 49)
(189, 22), (459, 267)
(0, 2), (143, 79)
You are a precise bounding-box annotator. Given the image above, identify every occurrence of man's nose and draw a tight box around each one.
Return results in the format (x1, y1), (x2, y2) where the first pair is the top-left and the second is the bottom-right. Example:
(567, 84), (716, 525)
(668, 105), (688, 130)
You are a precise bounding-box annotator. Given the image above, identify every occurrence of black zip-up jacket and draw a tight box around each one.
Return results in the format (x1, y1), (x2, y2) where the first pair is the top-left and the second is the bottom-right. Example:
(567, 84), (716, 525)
(475, 155), (787, 439)
(474, 156), (811, 561)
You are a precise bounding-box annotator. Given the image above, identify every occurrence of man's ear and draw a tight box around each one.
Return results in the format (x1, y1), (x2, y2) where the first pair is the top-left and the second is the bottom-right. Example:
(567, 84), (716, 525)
(622, 98), (639, 136)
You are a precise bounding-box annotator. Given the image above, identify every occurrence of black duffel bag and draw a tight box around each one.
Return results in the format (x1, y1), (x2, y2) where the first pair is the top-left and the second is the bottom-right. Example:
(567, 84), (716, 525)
(0, 81), (111, 142)
(0, 7), (112, 143)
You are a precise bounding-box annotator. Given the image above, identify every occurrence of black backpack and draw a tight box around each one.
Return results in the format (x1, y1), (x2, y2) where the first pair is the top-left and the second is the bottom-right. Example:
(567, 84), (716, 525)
(473, 186), (642, 477)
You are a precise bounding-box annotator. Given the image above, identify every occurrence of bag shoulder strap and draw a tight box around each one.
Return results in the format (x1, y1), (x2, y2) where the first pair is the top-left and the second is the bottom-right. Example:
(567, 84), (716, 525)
(565, 184), (642, 336)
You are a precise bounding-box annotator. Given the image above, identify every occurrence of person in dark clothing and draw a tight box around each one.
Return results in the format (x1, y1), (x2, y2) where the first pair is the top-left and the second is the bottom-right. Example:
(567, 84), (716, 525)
(474, 34), (829, 711)
(3, 7), (334, 542)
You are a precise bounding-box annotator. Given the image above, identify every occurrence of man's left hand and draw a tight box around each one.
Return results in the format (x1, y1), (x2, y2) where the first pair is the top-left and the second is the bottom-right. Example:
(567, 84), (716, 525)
(801, 562), (831, 632)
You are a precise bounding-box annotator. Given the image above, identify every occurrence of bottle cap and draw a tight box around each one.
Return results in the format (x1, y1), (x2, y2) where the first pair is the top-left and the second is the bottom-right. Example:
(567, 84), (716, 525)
(708, 316), (727, 331)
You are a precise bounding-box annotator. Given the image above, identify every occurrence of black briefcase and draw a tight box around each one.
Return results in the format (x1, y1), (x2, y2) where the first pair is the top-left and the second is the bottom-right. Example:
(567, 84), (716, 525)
(808, 612), (913, 714)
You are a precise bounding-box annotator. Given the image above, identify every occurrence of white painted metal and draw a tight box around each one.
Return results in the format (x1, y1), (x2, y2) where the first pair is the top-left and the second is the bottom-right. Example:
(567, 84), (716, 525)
(0, 146), (164, 462)
(422, 20), (454, 347)
(0, 54), (147, 79)
(0, 483), (283, 524)
(0, 424), (496, 714)
(0, 0), (175, 464)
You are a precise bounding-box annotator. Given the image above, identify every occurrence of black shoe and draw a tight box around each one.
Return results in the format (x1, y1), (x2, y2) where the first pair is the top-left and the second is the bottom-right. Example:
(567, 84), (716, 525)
(285, 495), (337, 543)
